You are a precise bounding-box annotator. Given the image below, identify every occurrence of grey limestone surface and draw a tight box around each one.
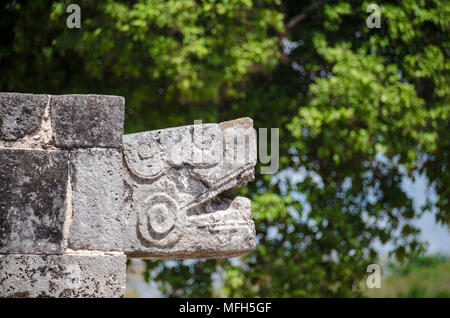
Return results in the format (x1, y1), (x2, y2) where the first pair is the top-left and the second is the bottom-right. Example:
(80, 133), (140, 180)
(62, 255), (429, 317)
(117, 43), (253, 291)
(0, 93), (48, 141)
(50, 94), (125, 148)
(0, 149), (68, 254)
(0, 253), (126, 298)
(68, 149), (124, 251)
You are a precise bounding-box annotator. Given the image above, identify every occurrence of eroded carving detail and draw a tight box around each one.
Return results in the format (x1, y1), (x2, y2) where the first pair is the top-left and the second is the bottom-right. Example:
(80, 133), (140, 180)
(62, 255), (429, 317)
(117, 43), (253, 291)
(123, 136), (165, 180)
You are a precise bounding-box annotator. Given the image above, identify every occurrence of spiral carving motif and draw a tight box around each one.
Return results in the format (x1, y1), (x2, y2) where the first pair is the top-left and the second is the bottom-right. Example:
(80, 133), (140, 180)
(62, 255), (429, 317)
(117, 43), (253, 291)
(137, 194), (183, 247)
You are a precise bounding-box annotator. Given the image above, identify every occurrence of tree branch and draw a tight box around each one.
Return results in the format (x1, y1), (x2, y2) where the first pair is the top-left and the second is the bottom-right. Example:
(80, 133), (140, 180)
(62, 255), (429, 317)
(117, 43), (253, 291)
(284, 0), (329, 31)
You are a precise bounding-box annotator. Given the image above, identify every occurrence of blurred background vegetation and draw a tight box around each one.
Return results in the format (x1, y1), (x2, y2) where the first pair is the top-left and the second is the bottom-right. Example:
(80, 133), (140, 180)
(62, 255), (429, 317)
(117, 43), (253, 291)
(363, 254), (450, 297)
(1, 0), (448, 297)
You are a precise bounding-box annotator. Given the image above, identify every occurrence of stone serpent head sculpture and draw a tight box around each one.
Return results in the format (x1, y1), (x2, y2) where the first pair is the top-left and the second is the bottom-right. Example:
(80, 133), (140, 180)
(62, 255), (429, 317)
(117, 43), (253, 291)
(122, 118), (257, 259)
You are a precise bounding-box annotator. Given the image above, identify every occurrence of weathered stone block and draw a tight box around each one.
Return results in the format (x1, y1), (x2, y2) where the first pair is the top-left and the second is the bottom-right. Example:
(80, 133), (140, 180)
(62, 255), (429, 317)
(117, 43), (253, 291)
(0, 93), (48, 141)
(0, 149), (68, 254)
(68, 149), (124, 251)
(50, 95), (124, 148)
(0, 253), (126, 298)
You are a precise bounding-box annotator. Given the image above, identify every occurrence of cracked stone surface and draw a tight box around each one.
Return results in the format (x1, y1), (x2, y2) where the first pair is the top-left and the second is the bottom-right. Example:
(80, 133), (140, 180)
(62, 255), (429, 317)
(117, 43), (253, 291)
(0, 253), (126, 298)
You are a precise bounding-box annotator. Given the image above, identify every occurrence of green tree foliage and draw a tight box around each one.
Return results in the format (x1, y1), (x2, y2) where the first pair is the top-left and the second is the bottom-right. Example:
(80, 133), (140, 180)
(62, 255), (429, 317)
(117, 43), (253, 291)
(1, 0), (448, 297)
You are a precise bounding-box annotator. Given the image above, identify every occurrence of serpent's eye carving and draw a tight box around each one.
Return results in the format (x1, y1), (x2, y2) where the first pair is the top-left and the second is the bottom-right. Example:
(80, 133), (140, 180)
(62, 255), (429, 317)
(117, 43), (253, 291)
(137, 194), (183, 247)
